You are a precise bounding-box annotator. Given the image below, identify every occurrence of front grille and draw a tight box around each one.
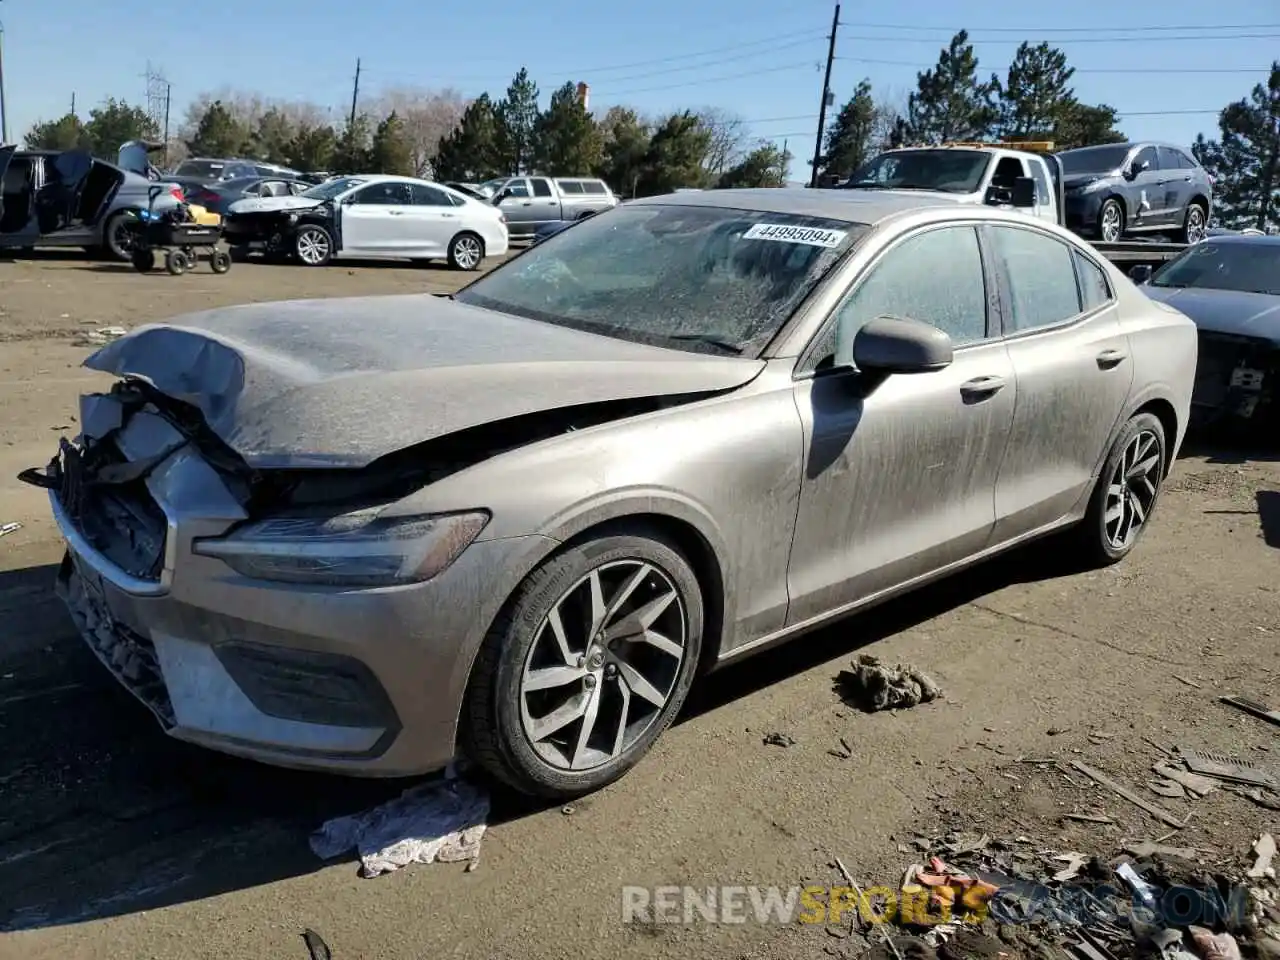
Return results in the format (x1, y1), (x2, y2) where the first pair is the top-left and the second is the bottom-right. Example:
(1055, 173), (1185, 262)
(59, 555), (174, 725)
(55, 438), (168, 581)
(1194, 332), (1245, 409)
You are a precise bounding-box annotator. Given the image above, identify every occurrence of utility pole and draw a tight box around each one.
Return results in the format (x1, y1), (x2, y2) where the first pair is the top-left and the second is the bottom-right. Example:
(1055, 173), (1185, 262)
(0, 3), (9, 145)
(71, 92), (76, 116)
(348, 58), (362, 129)
(162, 83), (171, 167)
(808, 2), (840, 188)
(781, 138), (789, 185)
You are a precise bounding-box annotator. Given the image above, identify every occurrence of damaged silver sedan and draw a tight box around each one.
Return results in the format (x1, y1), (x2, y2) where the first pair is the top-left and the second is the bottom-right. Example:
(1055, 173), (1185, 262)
(22, 191), (1198, 799)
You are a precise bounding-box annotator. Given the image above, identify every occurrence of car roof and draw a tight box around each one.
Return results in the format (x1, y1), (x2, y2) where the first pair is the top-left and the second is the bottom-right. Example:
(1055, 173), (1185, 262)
(634, 187), (985, 225)
(1197, 233), (1280, 246)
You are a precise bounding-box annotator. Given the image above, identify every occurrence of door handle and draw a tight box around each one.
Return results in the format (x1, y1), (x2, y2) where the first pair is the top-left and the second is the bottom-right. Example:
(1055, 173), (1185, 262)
(959, 375), (1007, 401)
(442, 213), (456, 218)
(388, 210), (404, 216)
(1096, 349), (1127, 369)
(521, 201), (533, 206)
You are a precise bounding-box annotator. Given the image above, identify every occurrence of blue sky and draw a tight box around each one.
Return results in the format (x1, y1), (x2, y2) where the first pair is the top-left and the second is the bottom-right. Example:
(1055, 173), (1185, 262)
(2, 0), (1277, 180)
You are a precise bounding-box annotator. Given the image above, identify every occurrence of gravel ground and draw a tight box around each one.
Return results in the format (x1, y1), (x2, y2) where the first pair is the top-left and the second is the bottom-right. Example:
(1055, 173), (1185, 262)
(0, 253), (1276, 960)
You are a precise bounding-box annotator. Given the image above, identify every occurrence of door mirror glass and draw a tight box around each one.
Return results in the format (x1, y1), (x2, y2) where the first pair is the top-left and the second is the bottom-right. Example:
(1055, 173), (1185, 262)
(852, 316), (954, 374)
(1009, 177), (1036, 208)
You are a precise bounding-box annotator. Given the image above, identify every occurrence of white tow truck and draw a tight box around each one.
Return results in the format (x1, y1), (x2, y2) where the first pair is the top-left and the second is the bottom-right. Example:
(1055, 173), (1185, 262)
(839, 141), (1189, 270)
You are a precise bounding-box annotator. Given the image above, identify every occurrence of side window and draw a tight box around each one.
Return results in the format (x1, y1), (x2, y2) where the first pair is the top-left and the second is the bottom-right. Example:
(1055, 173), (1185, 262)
(990, 227), (1083, 332)
(557, 179), (585, 194)
(531, 178), (553, 197)
(1073, 250), (1113, 312)
(350, 182), (410, 205)
(261, 181), (289, 197)
(582, 181), (608, 195)
(1158, 147), (1184, 171)
(1133, 146), (1158, 173)
(1178, 151), (1199, 170)
(504, 179), (531, 197)
(408, 183), (451, 206)
(828, 226), (989, 365)
(1029, 162), (1051, 207)
(991, 156), (1025, 187)
(289, 181), (311, 195)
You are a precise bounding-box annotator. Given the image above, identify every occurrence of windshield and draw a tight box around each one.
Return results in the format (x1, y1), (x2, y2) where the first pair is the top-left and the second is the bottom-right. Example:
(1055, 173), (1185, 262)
(844, 150), (991, 194)
(455, 204), (866, 356)
(301, 177), (365, 200)
(1151, 241), (1280, 295)
(1057, 145), (1131, 175)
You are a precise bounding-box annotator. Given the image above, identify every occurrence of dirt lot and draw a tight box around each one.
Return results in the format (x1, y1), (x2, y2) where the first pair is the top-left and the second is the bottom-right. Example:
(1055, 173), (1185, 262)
(0, 254), (1277, 960)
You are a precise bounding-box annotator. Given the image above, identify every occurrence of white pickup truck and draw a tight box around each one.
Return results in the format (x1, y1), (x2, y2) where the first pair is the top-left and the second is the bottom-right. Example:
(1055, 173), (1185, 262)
(840, 142), (1189, 269)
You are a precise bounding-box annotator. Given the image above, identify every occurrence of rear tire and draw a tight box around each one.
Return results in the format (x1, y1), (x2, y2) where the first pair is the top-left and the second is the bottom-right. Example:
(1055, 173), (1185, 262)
(1070, 412), (1167, 567)
(103, 212), (137, 262)
(1178, 201), (1208, 244)
(447, 231), (484, 271)
(461, 524), (704, 799)
(165, 249), (189, 276)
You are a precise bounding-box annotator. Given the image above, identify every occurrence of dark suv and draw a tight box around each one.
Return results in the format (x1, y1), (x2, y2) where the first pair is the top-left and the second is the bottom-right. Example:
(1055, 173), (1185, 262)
(1058, 141), (1213, 245)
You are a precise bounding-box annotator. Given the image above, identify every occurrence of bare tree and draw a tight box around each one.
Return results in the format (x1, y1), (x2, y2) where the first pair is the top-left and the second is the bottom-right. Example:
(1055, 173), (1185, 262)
(694, 107), (749, 176)
(368, 87), (469, 176)
(872, 89), (909, 150)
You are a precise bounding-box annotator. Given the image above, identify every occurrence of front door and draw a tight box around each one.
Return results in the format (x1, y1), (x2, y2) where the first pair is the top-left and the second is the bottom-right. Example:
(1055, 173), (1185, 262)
(528, 177), (561, 230)
(985, 224), (1134, 541)
(1157, 146), (1194, 227)
(402, 182), (460, 257)
(1127, 145), (1164, 229)
(496, 178), (537, 236)
(339, 181), (415, 255)
(786, 224), (1017, 626)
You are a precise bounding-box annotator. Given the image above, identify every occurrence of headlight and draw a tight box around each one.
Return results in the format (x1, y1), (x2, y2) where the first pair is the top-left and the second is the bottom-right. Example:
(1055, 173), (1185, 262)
(1080, 179), (1108, 194)
(193, 508), (489, 587)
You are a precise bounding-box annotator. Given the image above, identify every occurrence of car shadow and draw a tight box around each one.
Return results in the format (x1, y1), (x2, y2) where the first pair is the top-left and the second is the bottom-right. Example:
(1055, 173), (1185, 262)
(0, 536), (1083, 931)
(1255, 490), (1280, 548)
(1179, 433), (1280, 464)
(0, 248), (104, 263)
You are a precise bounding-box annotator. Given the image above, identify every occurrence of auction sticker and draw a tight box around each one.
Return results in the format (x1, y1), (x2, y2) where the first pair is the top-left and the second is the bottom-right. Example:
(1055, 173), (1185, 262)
(742, 223), (847, 248)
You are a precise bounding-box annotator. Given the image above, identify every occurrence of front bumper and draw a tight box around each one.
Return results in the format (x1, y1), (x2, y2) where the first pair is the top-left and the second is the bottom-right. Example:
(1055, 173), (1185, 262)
(1063, 191), (1105, 234)
(48, 408), (553, 776)
(1190, 330), (1278, 428)
(222, 213), (296, 249)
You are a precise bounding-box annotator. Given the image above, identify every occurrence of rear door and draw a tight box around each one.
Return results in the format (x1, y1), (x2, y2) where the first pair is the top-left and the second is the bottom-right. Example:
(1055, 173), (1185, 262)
(402, 183), (458, 256)
(987, 224), (1133, 541)
(34, 151), (98, 235)
(1158, 146), (1193, 225)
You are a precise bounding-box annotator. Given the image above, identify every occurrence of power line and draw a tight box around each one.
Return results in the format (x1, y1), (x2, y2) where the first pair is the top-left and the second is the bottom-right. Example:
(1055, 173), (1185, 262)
(591, 62), (820, 97)
(735, 106), (1225, 128)
(836, 31), (1280, 44)
(840, 20), (1280, 33)
(837, 56), (1273, 74)
(564, 28), (826, 75)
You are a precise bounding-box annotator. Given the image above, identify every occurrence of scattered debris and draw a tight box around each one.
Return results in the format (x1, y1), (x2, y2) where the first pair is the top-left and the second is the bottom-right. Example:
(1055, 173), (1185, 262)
(0, 522), (20, 539)
(1231, 786), (1280, 810)
(1248, 833), (1276, 880)
(1173, 675), (1202, 688)
(1154, 760), (1220, 797)
(1069, 760), (1186, 828)
(1149, 779), (1187, 799)
(561, 805), (575, 816)
(310, 771), (489, 877)
(1053, 852), (1088, 882)
(1220, 696), (1280, 729)
(1188, 926), (1244, 960)
(302, 928), (332, 960)
(1179, 748), (1278, 790)
(836, 655), (941, 712)
(1063, 812), (1114, 825)
(1124, 840), (1199, 860)
(762, 732), (796, 747)
(73, 326), (128, 347)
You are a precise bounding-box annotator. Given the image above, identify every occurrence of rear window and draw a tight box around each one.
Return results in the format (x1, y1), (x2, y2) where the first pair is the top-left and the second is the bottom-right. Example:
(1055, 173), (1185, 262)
(174, 160), (225, 179)
(557, 180), (585, 194)
(581, 181), (608, 195)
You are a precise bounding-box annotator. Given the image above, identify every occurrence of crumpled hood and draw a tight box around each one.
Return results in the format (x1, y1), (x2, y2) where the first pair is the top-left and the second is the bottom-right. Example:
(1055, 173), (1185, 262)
(227, 195), (323, 215)
(1141, 286), (1280, 344)
(84, 295), (765, 468)
(1063, 173), (1113, 190)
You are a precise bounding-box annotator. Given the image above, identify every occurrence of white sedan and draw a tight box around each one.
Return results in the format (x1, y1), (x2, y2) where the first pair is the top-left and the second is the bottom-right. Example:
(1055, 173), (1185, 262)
(222, 175), (509, 269)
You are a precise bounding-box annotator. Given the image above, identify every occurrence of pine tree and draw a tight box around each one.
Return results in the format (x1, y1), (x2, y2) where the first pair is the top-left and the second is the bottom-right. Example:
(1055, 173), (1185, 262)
(595, 107), (651, 197)
(900, 31), (1000, 144)
(434, 94), (504, 181)
(533, 83), (602, 175)
(284, 124), (337, 173)
(1054, 103), (1125, 151)
(186, 100), (248, 157)
(25, 114), (90, 151)
(822, 80), (881, 180)
(717, 142), (790, 188)
(999, 42), (1074, 140)
(495, 68), (541, 175)
(84, 99), (160, 157)
(635, 111), (712, 196)
(369, 112), (414, 175)
(250, 108), (295, 164)
(331, 115), (373, 174)
(1193, 62), (1280, 230)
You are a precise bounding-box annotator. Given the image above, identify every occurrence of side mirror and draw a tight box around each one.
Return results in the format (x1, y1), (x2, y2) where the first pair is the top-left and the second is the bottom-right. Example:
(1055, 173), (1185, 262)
(1128, 264), (1153, 285)
(495, 189), (513, 203)
(1124, 162), (1146, 180)
(1010, 176), (1036, 208)
(852, 316), (954, 374)
(984, 184), (1011, 206)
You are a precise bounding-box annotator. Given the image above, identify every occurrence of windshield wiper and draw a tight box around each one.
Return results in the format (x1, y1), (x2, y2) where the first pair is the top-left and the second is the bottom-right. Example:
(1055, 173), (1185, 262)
(662, 333), (745, 354)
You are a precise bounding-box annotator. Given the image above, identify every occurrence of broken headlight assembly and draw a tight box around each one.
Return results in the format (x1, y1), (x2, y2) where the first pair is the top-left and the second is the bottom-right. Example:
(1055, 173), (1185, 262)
(192, 508), (489, 587)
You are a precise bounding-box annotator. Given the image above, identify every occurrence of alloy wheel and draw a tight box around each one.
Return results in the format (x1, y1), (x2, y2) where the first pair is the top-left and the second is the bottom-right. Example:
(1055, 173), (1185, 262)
(1100, 203), (1123, 242)
(1103, 429), (1162, 551)
(453, 235), (482, 269)
(1186, 206), (1207, 243)
(297, 229), (330, 265)
(519, 559), (687, 771)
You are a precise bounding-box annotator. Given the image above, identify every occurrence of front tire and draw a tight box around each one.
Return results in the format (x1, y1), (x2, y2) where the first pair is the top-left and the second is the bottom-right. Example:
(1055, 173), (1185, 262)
(1178, 201), (1208, 244)
(462, 524), (704, 799)
(294, 224), (333, 266)
(1097, 198), (1125, 243)
(447, 231), (484, 271)
(1072, 412), (1167, 566)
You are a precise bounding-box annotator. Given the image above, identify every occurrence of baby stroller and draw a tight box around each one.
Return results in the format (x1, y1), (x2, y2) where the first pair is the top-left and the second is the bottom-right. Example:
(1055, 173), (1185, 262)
(128, 185), (230, 276)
